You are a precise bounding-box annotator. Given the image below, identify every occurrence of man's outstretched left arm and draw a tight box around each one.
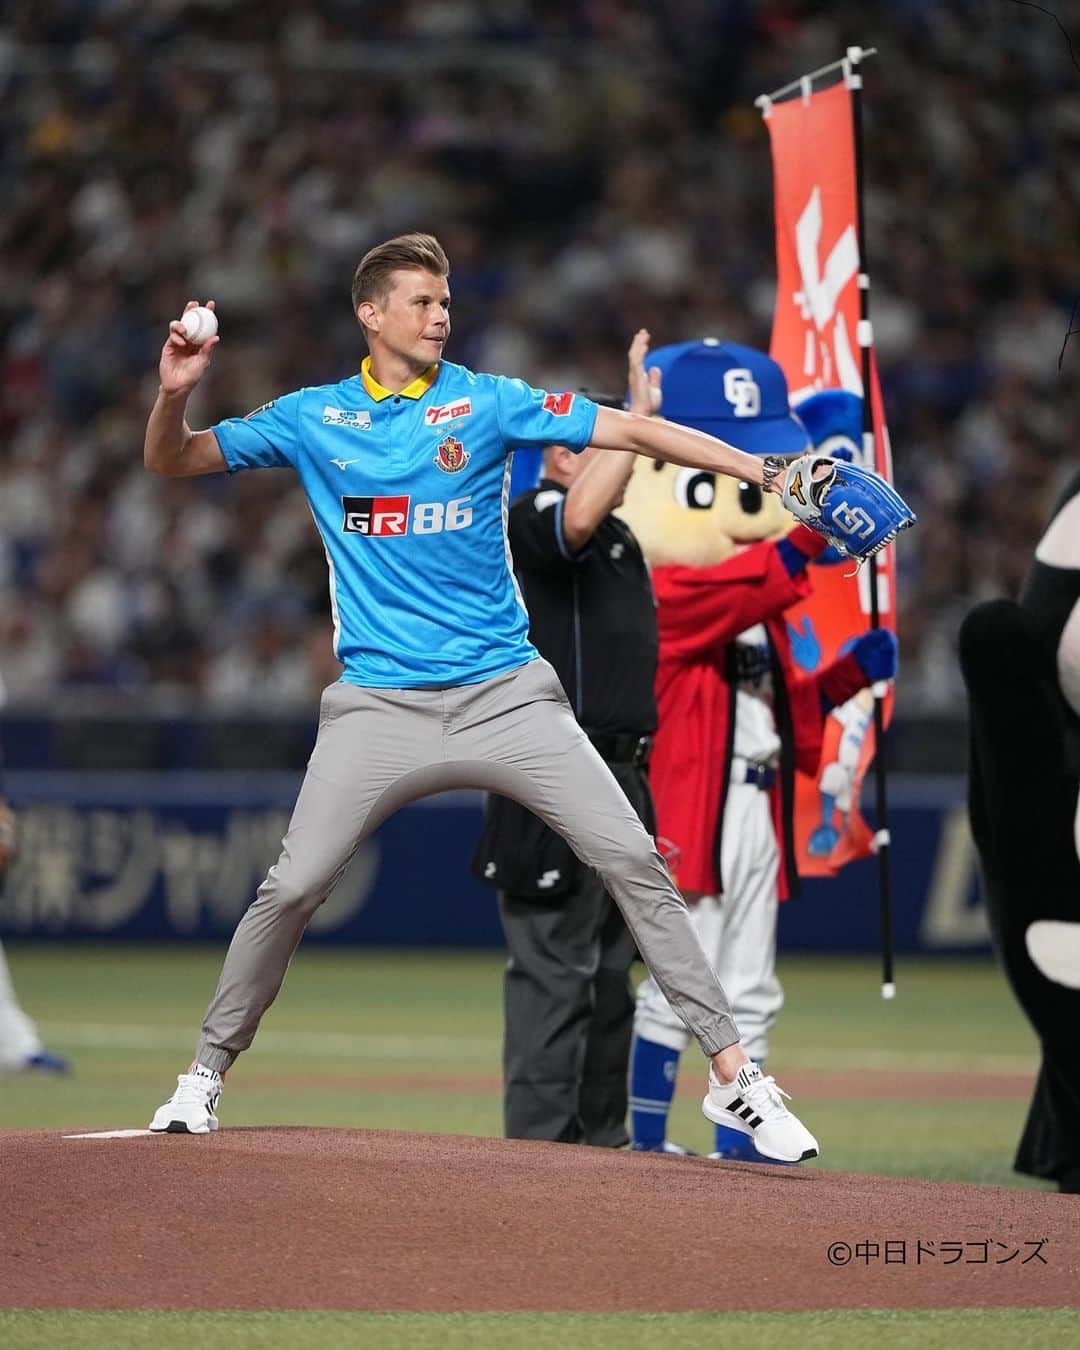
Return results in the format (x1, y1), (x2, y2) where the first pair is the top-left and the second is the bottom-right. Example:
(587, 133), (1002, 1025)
(589, 407), (915, 560)
(590, 405), (768, 487)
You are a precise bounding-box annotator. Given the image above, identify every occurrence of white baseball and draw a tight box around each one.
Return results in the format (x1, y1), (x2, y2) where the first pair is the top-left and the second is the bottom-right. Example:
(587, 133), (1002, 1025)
(180, 306), (218, 344)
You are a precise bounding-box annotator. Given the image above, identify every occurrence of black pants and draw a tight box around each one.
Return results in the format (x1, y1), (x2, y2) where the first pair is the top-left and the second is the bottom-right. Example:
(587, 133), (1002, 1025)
(497, 759), (652, 1146)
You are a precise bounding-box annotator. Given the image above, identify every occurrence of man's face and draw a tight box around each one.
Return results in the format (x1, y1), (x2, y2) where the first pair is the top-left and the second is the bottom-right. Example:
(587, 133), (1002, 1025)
(360, 268), (451, 368)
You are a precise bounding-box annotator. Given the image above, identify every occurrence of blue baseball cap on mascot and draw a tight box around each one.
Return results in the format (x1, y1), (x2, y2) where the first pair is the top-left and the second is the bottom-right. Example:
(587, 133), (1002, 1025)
(794, 388), (863, 463)
(644, 339), (810, 455)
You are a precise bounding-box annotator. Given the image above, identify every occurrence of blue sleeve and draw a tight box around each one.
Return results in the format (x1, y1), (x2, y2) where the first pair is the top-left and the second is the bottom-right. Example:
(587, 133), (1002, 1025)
(212, 391), (303, 472)
(494, 378), (598, 455)
(775, 536), (809, 578)
(508, 446), (543, 501)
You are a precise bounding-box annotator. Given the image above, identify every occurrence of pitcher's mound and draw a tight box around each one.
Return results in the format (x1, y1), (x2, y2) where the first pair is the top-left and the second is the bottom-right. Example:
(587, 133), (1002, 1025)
(4, 1127), (1077, 1311)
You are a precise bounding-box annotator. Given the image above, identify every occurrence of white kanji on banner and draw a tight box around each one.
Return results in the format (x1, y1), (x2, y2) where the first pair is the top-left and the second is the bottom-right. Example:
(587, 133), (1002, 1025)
(792, 187), (862, 396)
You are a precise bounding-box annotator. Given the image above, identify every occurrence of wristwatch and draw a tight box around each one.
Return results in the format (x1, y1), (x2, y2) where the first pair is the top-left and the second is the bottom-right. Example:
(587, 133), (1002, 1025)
(761, 454), (787, 494)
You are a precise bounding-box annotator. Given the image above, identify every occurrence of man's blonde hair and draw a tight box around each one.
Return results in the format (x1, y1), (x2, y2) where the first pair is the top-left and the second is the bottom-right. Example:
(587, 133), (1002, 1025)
(350, 233), (450, 313)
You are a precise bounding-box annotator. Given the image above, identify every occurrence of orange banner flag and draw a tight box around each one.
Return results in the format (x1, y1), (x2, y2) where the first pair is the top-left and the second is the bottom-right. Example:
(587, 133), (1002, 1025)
(764, 78), (897, 876)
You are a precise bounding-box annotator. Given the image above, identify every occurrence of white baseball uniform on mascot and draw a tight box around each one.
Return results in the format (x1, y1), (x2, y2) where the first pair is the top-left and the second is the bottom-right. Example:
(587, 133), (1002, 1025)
(620, 342), (897, 1160)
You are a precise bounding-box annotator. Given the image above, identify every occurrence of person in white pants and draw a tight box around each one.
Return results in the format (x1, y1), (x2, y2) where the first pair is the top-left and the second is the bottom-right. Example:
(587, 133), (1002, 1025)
(0, 940), (69, 1073)
(0, 679), (69, 1074)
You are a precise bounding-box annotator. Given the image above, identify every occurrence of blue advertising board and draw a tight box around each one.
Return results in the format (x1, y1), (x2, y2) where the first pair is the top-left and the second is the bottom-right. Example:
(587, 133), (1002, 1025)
(0, 772), (989, 953)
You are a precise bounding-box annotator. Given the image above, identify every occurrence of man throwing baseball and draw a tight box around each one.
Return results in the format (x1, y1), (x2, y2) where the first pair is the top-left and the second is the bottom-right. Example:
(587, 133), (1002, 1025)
(144, 232), (912, 1158)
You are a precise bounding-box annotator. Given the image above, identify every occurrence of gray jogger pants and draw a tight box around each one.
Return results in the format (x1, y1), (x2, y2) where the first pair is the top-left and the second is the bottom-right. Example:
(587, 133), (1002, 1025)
(195, 659), (739, 1072)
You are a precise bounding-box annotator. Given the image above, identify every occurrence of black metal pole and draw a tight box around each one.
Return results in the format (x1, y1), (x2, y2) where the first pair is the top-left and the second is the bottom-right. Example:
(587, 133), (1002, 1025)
(848, 48), (896, 999)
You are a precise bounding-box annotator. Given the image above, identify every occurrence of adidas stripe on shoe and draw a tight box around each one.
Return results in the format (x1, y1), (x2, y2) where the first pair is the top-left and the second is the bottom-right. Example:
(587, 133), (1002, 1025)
(702, 1062), (818, 1163)
(149, 1064), (222, 1134)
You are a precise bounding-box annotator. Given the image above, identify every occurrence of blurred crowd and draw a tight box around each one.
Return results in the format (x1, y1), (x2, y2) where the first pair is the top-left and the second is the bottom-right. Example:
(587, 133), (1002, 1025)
(0, 0), (1077, 718)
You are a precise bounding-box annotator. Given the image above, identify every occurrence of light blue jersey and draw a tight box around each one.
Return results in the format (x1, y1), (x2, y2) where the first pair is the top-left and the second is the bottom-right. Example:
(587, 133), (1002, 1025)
(212, 358), (598, 687)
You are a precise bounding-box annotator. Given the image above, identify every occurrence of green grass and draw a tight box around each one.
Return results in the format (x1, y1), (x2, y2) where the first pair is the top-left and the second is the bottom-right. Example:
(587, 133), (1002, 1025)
(2, 1309), (1078, 1350)
(0, 945), (1047, 1187)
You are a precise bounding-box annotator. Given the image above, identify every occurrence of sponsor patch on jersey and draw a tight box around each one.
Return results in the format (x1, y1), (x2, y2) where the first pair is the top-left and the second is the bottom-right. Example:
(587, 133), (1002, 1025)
(433, 435), (470, 474)
(542, 392), (575, 417)
(341, 494), (473, 536)
(424, 398), (473, 426)
(342, 495), (410, 536)
(324, 406), (372, 430)
(244, 400), (275, 419)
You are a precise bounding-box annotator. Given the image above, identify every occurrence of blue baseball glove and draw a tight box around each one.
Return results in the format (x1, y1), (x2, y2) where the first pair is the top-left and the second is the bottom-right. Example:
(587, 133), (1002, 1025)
(780, 454), (915, 559)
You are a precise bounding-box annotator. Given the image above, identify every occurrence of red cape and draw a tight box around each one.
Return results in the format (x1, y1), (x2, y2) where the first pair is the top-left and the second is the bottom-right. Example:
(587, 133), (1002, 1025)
(650, 526), (867, 898)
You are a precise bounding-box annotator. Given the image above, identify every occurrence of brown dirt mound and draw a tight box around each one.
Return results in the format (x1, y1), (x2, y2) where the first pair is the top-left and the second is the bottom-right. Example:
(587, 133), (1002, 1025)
(3, 1127), (1077, 1312)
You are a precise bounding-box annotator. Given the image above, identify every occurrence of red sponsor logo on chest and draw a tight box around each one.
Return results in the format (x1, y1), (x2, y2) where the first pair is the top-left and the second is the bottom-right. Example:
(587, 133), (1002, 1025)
(424, 398), (473, 426)
(342, 495), (410, 535)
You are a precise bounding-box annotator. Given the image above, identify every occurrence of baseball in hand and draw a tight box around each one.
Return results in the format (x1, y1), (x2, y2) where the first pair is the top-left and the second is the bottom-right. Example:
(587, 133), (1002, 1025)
(180, 306), (218, 344)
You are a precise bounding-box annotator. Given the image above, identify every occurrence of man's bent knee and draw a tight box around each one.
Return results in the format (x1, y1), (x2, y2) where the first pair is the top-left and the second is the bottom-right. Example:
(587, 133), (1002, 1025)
(255, 868), (330, 920)
(599, 825), (664, 882)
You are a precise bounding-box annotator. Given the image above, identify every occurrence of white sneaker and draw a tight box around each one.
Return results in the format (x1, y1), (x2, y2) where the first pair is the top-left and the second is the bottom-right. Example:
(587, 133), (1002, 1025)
(702, 1063), (818, 1163)
(149, 1064), (222, 1134)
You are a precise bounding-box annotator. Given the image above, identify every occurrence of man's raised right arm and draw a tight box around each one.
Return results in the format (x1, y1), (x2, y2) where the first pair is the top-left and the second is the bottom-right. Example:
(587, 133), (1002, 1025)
(144, 299), (228, 477)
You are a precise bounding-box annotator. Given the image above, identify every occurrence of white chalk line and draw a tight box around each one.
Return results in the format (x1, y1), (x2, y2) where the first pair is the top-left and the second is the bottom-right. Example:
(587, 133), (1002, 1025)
(64, 1129), (154, 1140)
(37, 1021), (1038, 1076)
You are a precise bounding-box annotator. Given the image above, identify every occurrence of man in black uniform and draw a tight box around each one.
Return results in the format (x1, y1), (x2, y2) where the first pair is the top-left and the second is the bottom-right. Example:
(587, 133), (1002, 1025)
(473, 330), (662, 1145)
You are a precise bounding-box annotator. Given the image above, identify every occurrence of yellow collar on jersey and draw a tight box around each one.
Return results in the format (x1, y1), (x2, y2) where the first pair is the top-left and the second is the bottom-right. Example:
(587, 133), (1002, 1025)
(360, 356), (439, 402)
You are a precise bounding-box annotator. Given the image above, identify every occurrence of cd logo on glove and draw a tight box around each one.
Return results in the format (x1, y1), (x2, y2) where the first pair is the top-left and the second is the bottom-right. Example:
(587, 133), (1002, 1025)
(829, 501), (876, 540)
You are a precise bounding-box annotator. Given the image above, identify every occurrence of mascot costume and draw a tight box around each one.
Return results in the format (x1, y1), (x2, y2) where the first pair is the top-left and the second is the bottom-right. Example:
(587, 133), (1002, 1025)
(619, 340), (897, 1159)
(959, 469), (1080, 1194)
